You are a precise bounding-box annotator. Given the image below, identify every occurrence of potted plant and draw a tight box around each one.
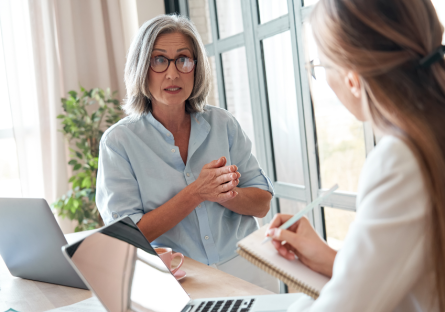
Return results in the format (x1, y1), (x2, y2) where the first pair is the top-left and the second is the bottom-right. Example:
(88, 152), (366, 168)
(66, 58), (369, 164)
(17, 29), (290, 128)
(52, 87), (122, 232)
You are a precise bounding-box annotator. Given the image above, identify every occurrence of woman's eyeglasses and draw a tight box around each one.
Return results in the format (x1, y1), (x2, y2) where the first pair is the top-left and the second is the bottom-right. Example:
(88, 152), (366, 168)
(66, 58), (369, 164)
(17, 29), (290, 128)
(150, 55), (197, 74)
(305, 60), (331, 80)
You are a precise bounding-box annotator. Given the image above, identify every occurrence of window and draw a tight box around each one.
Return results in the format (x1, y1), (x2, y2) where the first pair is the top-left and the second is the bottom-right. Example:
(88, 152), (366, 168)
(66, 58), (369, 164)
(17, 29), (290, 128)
(0, 20), (22, 197)
(432, 0), (445, 43)
(183, 0), (444, 248)
(184, 0), (368, 242)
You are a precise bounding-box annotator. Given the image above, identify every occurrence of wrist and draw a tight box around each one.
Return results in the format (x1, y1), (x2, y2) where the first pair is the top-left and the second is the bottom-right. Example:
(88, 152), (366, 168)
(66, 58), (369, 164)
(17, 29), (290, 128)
(185, 182), (203, 207)
(323, 247), (337, 277)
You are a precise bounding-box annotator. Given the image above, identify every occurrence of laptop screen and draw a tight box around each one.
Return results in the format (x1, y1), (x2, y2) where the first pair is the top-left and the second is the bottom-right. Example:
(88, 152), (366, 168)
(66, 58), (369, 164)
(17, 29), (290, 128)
(64, 217), (190, 312)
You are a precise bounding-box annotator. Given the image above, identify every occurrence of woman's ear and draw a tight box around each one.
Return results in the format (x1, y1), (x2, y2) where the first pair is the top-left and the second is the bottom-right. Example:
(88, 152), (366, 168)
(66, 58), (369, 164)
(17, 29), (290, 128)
(344, 71), (361, 99)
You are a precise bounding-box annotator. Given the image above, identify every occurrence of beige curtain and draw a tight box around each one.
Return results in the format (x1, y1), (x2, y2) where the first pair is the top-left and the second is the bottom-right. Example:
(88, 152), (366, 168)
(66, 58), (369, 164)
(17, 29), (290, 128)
(0, 0), (147, 232)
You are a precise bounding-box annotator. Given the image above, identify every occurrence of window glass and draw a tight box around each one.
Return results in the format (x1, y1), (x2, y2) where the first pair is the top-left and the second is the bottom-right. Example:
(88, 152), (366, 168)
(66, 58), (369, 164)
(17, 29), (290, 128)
(431, 0), (445, 43)
(257, 0), (288, 24)
(215, 0), (244, 39)
(207, 56), (220, 107)
(0, 98), (13, 130)
(262, 31), (305, 185)
(188, 0), (213, 45)
(324, 207), (356, 250)
(304, 0), (318, 6)
(304, 24), (366, 192)
(279, 198), (307, 215)
(0, 138), (22, 197)
(221, 47), (256, 155)
(0, 18), (21, 197)
(0, 20), (13, 131)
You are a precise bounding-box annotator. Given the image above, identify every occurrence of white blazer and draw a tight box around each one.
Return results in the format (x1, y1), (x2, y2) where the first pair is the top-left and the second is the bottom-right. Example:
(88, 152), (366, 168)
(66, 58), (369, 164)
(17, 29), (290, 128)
(288, 136), (438, 312)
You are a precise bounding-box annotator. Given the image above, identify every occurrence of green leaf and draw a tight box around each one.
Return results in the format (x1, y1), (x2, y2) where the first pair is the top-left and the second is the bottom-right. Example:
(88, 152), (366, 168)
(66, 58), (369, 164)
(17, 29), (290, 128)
(81, 177), (92, 188)
(77, 172), (87, 178)
(75, 151), (83, 159)
(68, 176), (76, 183)
(57, 114), (65, 119)
(68, 90), (77, 99)
(68, 159), (78, 165)
(73, 164), (82, 171)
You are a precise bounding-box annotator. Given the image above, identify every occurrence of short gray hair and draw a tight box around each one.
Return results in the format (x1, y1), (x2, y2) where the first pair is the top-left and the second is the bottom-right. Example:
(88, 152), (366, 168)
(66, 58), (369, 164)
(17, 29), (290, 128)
(122, 14), (211, 117)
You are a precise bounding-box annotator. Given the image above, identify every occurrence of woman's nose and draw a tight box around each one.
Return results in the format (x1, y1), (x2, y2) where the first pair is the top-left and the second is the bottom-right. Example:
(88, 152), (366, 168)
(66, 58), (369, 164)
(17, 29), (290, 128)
(165, 60), (180, 80)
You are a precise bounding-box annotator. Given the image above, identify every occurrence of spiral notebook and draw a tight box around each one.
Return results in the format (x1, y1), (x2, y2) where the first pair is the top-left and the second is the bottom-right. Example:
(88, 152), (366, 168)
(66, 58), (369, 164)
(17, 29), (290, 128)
(236, 224), (330, 299)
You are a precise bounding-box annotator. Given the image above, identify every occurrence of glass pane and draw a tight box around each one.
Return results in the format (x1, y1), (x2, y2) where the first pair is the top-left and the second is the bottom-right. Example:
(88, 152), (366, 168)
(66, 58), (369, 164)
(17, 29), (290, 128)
(279, 198), (307, 215)
(304, 24), (366, 192)
(304, 0), (318, 6)
(207, 56), (220, 107)
(0, 138), (22, 197)
(221, 47), (256, 155)
(215, 0), (244, 39)
(324, 207), (356, 250)
(189, 0), (213, 45)
(257, 0), (288, 24)
(432, 0), (445, 43)
(0, 22), (12, 131)
(263, 31), (305, 185)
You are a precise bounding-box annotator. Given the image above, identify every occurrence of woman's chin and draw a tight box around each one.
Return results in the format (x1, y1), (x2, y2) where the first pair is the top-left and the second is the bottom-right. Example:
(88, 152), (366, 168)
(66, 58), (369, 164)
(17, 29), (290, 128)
(153, 99), (188, 109)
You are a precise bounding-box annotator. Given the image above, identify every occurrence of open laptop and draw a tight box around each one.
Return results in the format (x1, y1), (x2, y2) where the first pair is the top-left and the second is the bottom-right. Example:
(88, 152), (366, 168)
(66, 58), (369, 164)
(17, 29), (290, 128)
(62, 216), (303, 312)
(0, 198), (87, 289)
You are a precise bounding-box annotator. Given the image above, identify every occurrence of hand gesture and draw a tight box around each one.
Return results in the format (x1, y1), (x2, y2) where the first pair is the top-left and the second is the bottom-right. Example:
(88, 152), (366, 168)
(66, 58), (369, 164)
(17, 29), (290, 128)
(192, 156), (241, 204)
(266, 214), (337, 277)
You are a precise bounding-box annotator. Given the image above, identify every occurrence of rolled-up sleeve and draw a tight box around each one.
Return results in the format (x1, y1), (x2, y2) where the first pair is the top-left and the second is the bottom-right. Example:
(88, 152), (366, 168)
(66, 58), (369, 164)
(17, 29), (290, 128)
(96, 130), (144, 225)
(227, 115), (274, 196)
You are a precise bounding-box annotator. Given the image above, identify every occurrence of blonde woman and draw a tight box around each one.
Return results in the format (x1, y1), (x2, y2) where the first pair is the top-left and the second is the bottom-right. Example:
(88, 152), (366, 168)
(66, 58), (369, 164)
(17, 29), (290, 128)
(96, 15), (278, 292)
(267, 0), (445, 310)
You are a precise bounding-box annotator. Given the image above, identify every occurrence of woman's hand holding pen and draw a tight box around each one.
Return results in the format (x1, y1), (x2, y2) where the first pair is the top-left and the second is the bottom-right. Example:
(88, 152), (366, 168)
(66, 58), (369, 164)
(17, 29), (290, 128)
(266, 214), (337, 278)
(190, 156), (241, 204)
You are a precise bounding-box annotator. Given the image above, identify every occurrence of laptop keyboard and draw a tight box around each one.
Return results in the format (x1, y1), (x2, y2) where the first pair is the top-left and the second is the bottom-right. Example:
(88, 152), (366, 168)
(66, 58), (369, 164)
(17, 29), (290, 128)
(193, 299), (255, 312)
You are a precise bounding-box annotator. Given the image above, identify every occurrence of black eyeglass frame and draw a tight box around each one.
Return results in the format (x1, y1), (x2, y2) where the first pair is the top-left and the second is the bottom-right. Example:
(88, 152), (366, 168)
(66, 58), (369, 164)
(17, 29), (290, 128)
(150, 56), (198, 74)
(305, 59), (333, 80)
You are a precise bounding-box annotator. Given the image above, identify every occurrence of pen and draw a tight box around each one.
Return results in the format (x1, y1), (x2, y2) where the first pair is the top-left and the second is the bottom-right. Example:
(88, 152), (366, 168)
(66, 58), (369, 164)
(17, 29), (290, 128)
(261, 184), (339, 245)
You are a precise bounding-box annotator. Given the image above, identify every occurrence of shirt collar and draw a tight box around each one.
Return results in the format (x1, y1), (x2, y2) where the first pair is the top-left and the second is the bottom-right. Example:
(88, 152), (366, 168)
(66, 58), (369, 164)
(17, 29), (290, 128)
(146, 112), (173, 138)
(188, 112), (211, 161)
(145, 111), (211, 147)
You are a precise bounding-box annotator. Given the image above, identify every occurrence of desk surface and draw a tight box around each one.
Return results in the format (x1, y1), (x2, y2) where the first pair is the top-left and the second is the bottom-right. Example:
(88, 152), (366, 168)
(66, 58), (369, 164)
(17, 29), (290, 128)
(0, 254), (273, 312)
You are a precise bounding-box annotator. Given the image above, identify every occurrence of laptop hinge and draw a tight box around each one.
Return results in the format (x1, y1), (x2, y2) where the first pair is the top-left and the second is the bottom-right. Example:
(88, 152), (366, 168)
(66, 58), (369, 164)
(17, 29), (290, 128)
(181, 304), (193, 312)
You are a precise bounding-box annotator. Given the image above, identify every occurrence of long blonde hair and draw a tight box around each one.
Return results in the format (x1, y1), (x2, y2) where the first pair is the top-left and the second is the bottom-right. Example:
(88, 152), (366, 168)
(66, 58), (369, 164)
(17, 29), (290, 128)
(311, 0), (445, 308)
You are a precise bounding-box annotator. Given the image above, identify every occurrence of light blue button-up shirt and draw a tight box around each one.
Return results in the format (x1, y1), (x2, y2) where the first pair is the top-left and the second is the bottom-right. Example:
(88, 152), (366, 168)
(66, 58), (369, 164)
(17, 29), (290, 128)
(96, 105), (274, 265)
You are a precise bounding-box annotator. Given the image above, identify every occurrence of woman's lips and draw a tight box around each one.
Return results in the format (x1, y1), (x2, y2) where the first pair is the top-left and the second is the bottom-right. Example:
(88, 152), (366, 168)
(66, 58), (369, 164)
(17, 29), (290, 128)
(164, 87), (182, 94)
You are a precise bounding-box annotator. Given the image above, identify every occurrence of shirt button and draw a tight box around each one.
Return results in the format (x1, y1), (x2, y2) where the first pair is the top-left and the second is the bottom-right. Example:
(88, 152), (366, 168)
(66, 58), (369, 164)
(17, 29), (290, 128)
(112, 212), (119, 219)
(167, 133), (171, 137)
(186, 173), (190, 177)
(198, 204), (201, 208)
(171, 149), (175, 153)
(204, 235), (209, 240)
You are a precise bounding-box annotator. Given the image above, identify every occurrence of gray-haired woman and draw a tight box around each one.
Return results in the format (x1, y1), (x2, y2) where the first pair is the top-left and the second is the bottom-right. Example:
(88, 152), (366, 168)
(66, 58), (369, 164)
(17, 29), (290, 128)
(96, 14), (278, 292)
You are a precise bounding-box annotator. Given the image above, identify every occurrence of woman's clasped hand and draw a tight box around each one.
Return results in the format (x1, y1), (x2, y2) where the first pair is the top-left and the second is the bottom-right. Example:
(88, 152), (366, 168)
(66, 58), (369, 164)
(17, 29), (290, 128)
(266, 214), (337, 278)
(190, 156), (241, 204)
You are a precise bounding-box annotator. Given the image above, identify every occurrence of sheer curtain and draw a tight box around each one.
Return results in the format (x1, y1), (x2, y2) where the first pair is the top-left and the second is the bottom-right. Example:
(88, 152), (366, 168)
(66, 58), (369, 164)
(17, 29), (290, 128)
(0, 0), (143, 232)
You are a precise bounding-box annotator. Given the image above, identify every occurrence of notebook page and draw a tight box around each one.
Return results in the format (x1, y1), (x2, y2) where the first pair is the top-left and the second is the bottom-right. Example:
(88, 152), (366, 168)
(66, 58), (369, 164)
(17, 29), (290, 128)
(237, 225), (330, 292)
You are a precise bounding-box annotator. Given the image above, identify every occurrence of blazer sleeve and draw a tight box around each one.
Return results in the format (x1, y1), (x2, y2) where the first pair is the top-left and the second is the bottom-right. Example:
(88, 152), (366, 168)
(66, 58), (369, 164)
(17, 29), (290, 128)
(227, 113), (275, 196)
(287, 137), (430, 312)
(96, 129), (145, 225)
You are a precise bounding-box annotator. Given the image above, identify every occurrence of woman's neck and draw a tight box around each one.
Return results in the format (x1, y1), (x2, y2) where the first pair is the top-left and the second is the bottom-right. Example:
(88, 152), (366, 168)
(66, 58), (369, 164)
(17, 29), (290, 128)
(151, 101), (189, 133)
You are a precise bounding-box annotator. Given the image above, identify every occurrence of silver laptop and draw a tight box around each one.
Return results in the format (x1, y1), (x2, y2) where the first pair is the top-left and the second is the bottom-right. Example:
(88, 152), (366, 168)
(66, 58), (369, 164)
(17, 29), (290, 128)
(0, 198), (87, 289)
(62, 216), (303, 312)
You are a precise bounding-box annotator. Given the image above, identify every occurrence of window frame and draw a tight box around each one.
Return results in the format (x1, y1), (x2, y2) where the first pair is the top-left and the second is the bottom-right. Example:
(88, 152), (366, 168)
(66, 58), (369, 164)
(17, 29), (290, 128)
(182, 0), (376, 237)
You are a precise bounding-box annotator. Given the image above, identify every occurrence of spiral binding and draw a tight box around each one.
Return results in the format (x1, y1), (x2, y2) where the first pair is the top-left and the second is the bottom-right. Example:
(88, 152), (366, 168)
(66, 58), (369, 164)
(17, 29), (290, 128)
(237, 248), (319, 299)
